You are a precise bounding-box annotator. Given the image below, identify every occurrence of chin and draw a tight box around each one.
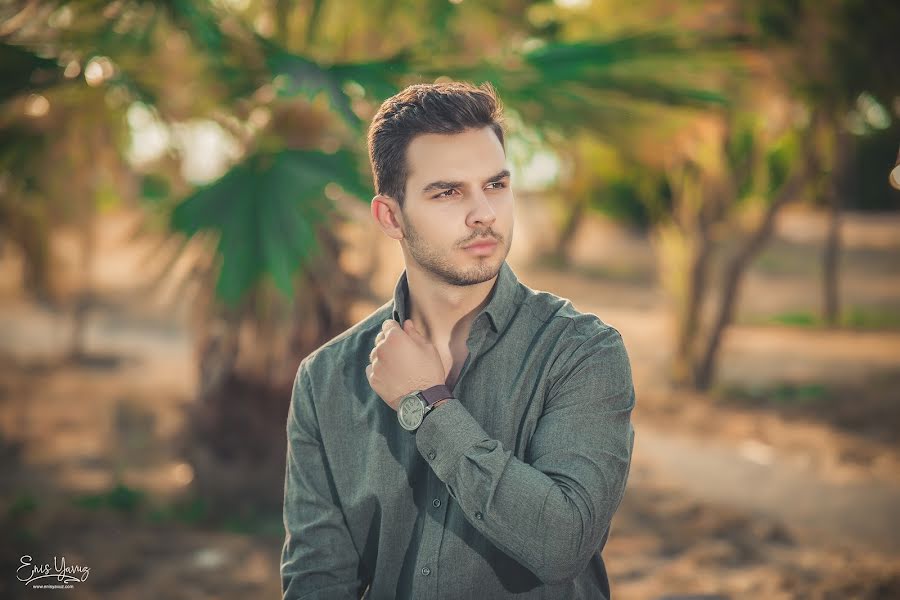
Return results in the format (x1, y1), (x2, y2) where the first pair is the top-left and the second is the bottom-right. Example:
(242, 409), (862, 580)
(456, 252), (506, 283)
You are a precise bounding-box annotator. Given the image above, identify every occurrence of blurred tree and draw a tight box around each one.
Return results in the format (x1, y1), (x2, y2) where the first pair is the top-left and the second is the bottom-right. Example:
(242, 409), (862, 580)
(506, 0), (736, 261)
(574, 0), (900, 390)
(742, 0), (900, 326)
(0, 39), (135, 360)
(657, 111), (820, 390)
(644, 107), (810, 389)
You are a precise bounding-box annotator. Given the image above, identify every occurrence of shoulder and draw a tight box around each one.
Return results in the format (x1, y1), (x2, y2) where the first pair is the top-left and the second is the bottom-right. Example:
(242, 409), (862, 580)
(519, 286), (630, 383)
(520, 285), (624, 344)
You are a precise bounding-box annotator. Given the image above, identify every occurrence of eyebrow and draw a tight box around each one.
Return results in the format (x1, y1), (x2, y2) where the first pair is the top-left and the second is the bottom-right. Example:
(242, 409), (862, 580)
(421, 169), (511, 194)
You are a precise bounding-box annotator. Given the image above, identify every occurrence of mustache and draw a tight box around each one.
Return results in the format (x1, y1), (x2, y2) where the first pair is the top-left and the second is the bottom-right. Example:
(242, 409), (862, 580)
(460, 231), (502, 246)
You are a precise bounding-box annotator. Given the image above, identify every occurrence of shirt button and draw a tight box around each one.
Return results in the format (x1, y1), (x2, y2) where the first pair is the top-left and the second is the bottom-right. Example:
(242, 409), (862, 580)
(427, 450), (436, 460)
(475, 511), (483, 520)
(432, 498), (441, 508)
(421, 566), (431, 576)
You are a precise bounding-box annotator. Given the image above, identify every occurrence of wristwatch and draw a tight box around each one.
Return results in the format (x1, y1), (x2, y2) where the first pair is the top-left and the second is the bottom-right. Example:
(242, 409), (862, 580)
(397, 384), (453, 432)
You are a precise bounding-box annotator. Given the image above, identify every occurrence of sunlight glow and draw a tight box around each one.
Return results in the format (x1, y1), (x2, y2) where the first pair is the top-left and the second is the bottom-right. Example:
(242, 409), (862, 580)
(84, 56), (114, 87)
(555, 0), (591, 8)
(24, 94), (49, 117)
(63, 59), (80, 78)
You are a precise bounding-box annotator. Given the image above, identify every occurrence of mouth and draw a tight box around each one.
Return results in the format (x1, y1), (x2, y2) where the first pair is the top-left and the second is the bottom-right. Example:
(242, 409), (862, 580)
(462, 239), (499, 255)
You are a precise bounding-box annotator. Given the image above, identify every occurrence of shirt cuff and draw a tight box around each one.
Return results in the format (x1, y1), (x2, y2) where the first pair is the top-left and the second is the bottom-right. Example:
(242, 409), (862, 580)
(415, 398), (489, 482)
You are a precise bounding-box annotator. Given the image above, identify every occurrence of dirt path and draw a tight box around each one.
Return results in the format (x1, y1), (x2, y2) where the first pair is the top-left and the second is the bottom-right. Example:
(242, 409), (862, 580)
(634, 425), (900, 555)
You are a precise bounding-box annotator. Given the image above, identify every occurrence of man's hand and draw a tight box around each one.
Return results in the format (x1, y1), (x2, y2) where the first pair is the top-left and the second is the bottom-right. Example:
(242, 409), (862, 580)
(366, 319), (446, 411)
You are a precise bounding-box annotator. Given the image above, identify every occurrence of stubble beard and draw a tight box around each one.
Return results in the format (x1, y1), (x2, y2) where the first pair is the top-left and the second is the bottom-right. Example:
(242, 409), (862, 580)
(401, 214), (510, 287)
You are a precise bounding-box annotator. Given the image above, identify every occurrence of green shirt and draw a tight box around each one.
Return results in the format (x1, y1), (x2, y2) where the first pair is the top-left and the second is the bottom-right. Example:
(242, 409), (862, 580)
(281, 260), (636, 599)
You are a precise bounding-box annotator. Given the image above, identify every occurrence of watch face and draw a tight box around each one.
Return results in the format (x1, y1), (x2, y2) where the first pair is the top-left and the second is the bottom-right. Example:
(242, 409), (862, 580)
(398, 394), (425, 431)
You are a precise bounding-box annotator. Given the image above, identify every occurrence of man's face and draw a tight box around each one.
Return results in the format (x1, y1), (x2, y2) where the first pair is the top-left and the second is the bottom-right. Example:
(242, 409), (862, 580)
(397, 126), (514, 286)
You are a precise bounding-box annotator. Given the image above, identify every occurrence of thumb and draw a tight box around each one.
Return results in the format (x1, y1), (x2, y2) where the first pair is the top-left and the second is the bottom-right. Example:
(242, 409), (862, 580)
(404, 319), (425, 341)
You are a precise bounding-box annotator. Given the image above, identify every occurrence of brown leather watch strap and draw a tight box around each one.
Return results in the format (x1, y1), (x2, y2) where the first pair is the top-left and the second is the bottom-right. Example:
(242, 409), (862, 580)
(419, 384), (452, 406)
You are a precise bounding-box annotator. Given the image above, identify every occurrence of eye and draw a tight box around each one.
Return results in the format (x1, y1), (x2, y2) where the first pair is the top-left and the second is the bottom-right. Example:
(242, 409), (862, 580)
(435, 188), (459, 198)
(486, 181), (506, 190)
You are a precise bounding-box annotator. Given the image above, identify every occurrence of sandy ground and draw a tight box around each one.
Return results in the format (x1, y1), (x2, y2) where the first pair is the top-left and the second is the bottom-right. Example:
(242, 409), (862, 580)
(1, 202), (900, 599)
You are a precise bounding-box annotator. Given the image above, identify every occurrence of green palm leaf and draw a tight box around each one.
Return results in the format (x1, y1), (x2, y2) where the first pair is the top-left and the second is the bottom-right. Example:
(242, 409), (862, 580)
(170, 149), (370, 304)
(265, 44), (411, 131)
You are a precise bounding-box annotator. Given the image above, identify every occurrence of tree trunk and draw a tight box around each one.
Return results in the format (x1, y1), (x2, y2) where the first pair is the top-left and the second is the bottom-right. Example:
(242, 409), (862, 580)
(69, 213), (96, 362)
(550, 148), (593, 267)
(550, 195), (587, 266)
(822, 191), (841, 326)
(658, 161), (712, 388)
(694, 162), (812, 390)
(181, 221), (373, 514)
(672, 229), (712, 388)
(823, 125), (851, 327)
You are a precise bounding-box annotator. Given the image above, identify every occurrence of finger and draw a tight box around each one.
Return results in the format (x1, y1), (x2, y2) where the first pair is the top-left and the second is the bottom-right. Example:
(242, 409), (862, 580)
(404, 319), (425, 341)
(369, 345), (378, 362)
(375, 331), (385, 345)
(365, 363), (373, 380)
(382, 319), (398, 332)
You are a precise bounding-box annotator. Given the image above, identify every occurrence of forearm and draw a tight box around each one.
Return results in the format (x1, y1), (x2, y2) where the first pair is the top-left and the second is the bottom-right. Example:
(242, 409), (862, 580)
(415, 398), (633, 584)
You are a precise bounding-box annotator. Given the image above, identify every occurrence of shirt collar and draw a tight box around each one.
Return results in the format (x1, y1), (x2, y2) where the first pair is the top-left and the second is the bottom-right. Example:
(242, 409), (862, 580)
(391, 260), (521, 335)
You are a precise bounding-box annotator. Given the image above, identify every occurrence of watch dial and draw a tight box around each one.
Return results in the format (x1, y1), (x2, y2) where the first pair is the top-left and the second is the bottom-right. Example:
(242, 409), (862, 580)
(399, 396), (424, 429)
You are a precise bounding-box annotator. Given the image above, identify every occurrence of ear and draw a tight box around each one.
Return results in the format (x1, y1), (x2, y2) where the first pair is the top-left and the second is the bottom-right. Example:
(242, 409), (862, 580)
(371, 194), (404, 241)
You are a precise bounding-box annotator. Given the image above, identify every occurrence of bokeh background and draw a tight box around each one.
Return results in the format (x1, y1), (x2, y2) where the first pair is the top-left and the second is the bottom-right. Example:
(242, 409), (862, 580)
(1, 1), (899, 598)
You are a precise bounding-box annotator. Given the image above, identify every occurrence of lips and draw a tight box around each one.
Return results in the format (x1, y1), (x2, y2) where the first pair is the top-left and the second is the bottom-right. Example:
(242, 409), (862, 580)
(462, 239), (498, 256)
(463, 239), (498, 249)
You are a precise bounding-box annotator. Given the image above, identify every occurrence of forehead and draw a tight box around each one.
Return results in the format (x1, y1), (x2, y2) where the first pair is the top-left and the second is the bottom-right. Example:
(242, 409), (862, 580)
(405, 126), (506, 190)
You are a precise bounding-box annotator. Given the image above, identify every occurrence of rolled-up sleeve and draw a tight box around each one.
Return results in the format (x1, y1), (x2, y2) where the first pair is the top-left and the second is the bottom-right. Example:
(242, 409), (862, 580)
(415, 325), (636, 584)
(281, 359), (365, 599)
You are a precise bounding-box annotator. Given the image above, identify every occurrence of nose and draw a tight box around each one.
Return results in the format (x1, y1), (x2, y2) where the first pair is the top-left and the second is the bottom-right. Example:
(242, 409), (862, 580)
(466, 190), (497, 229)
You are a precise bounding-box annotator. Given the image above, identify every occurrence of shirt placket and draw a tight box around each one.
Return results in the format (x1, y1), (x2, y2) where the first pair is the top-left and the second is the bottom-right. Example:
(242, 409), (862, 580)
(412, 316), (492, 599)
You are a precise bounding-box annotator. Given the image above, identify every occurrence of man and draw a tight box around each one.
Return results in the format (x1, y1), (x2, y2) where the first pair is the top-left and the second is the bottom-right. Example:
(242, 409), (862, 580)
(281, 81), (636, 599)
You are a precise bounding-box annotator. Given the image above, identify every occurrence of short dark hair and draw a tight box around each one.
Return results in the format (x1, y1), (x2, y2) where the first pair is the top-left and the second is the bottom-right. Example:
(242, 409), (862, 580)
(367, 81), (505, 208)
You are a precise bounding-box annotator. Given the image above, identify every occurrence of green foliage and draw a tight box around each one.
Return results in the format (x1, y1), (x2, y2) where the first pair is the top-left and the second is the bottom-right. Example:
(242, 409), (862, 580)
(7, 492), (39, 520)
(743, 0), (900, 108)
(463, 33), (731, 140)
(0, 125), (49, 195)
(171, 149), (370, 303)
(72, 483), (145, 513)
(0, 42), (65, 104)
(596, 180), (651, 227)
(139, 174), (171, 206)
(721, 381), (829, 406)
(764, 132), (796, 196)
(750, 0), (803, 42)
(842, 307), (900, 330)
(147, 496), (208, 526)
(267, 46), (409, 131)
(758, 307), (900, 330)
(588, 167), (672, 229)
(766, 311), (818, 327)
(1, 2), (733, 309)
(850, 124), (900, 211)
(222, 511), (284, 537)
(188, 28), (728, 305)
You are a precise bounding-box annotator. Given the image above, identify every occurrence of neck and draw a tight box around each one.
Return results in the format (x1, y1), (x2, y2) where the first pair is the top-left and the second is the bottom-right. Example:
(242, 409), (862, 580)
(404, 265), (498, 347)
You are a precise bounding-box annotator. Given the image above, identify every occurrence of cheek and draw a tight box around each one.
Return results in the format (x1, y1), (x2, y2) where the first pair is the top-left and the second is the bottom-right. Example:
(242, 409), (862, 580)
(409, 208), (463, 241)
(496, 197), (515, 227)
